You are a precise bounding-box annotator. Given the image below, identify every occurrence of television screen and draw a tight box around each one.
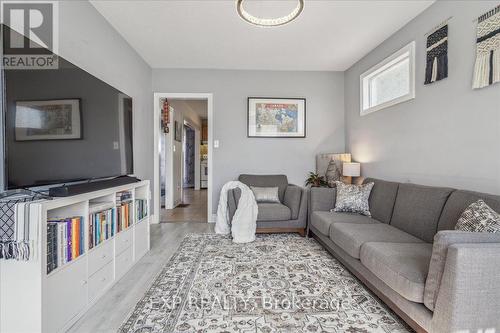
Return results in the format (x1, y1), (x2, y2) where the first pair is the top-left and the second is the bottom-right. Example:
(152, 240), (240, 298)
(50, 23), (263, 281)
(3, 26), (133, 189)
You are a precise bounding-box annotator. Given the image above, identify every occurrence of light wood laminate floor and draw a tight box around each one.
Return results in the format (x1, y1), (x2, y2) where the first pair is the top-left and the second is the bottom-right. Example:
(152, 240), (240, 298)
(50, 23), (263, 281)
(68, 222), (214, 333)
(161, 188), (208, 223)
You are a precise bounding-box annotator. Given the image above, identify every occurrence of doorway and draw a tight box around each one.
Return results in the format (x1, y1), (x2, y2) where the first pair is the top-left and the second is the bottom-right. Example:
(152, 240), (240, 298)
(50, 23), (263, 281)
(153, 93), (213, 224)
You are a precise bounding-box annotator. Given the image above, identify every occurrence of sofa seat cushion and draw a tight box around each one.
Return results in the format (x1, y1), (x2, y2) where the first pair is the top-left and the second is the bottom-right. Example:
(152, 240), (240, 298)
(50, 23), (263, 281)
(329, 223), (424, 259)
(257, 203), (291, 221)
(311, 211), (377, 236)
(360, 242), (432, 303)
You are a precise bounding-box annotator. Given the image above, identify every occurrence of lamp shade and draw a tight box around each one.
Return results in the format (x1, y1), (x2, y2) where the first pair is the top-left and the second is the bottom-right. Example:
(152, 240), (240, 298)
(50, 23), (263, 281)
(343, 162), (361, 177)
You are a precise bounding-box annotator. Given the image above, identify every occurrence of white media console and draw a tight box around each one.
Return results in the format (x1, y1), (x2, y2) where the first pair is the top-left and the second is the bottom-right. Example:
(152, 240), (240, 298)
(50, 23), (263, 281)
(0, 181), (150, 333)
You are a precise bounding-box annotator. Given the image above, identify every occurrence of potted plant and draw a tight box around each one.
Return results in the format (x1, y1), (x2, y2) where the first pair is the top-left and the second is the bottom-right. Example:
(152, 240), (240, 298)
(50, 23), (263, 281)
(305, 172), (328, 187)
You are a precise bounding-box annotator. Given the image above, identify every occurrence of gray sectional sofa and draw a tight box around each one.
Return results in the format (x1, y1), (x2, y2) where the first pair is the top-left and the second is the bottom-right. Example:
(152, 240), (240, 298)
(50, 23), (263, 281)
(309, 178), (500, 333)
(229, 174), (308, 235)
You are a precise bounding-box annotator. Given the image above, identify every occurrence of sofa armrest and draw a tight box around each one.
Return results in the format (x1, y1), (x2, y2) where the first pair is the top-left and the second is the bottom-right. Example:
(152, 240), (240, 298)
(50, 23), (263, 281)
(307, 187), (336, 236)
(424, 230), (500, 311)
(284, 185), (303, 220)
(431, 242), (500, 332)
(309, 187), (336, 212)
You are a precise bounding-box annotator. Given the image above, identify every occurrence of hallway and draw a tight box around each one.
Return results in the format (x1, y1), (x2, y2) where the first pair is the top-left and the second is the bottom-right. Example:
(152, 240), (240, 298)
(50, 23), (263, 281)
(161, 188), (208, 223)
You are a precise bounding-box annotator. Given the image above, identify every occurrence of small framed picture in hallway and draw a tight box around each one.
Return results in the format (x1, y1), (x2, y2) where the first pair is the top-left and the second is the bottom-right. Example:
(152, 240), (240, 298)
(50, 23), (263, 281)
(247, 97), (306, 138)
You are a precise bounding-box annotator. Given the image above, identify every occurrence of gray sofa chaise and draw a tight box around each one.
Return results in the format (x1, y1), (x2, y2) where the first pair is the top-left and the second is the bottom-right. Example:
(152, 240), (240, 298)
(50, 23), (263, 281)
(228, 174), (308, 236)
(309, 178), (500, 333)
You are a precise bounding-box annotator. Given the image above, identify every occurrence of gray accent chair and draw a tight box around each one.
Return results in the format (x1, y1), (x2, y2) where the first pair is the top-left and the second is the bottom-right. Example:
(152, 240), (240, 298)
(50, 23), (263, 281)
(228, 174), (308, 236)
(309, 178), (500, 333)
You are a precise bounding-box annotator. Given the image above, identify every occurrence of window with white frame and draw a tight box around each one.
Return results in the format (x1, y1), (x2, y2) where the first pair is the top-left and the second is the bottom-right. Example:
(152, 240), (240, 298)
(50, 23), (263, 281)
(360, 41), (415, 116)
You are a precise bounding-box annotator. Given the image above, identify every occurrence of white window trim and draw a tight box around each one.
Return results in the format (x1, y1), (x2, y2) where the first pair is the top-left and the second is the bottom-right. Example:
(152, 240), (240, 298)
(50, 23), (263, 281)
(360, 41), (416, 116)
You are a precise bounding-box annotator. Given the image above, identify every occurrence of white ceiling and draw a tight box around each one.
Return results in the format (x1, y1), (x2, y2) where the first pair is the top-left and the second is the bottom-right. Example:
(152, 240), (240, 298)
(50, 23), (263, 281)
(91, 0), (434, 71)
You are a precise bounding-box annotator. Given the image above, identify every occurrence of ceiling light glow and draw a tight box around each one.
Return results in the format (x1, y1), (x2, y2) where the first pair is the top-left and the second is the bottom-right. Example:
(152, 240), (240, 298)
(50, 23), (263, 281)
(236, 0), (304, 27)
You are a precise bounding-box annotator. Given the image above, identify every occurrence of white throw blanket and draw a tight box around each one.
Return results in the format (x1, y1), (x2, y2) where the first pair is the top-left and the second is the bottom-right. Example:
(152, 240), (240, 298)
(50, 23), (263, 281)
(215, 181), (258, 243)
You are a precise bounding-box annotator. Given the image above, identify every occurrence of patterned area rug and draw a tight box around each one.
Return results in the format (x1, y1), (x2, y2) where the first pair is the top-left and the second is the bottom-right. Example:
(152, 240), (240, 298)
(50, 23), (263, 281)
(120, 234), (411, 333)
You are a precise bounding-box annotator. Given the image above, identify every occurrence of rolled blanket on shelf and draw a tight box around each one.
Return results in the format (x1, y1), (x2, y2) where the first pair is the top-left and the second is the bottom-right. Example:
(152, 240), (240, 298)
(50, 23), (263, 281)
(215, 181), (258, 243)
(0, 195), (42, 261)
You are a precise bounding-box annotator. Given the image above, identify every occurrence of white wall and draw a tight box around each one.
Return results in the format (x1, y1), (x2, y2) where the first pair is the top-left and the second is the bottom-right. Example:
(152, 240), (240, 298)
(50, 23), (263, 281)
(153, 69), (345, 213)
(345, 0), (500, 194)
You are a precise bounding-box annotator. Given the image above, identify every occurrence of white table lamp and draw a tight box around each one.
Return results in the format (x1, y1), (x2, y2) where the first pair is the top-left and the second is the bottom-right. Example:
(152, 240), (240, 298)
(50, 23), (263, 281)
(343, 162), (361, 177)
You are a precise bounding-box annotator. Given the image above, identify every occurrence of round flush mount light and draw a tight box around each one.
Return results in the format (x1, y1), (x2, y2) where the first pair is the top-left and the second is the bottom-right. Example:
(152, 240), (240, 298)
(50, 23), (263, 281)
(236, 0), (304, 27)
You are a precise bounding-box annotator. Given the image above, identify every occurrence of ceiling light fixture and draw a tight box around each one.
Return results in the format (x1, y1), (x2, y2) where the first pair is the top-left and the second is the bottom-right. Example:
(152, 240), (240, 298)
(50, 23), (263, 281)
(236, 0), (304, 27)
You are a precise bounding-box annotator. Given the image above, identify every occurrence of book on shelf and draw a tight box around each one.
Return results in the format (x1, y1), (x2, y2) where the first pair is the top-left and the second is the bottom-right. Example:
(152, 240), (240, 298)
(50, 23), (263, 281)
(46, 223), (57, 274)
(89, 207), (115, 249)
(117, 201), (132, 231)
(135, 199), (148, 222)
(116, 191), (133, 230)
(116, 191), (132, 206)
(46, 216), (84, 274)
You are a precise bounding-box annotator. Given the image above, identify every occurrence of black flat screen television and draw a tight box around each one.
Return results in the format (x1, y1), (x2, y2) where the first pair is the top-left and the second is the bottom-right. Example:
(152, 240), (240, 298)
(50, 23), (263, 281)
(2, 25), (134, 189)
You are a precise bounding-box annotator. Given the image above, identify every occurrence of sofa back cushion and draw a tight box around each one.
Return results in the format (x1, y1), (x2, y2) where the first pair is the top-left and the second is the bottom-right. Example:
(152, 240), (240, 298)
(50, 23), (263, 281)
(239, 174), (288, 203)
(363, 178), (399, 224)
(390, 183), (453, 242)
(437, 190), (500, 231)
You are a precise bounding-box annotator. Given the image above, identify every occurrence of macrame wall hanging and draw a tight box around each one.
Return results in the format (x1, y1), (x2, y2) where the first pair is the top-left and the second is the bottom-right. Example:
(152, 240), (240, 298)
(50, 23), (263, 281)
(161, 98), (170, 134)
(472, 4), (500, 89)
(425, 19), (449, 85)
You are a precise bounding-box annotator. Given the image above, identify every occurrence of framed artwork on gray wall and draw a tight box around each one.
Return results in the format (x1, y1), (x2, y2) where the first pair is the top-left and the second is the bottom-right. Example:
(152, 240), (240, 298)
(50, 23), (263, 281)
(247, 97), (306, 138)
(14, 99), (82, 141)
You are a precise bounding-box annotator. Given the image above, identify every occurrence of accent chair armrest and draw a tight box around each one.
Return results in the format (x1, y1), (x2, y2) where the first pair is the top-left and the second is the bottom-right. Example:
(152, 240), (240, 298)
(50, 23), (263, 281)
(431, 242), (500, 332)
(284, 184), (303, 220)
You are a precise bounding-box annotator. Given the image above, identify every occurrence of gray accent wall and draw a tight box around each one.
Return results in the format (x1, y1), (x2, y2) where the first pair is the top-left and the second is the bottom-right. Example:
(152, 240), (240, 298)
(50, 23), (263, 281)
(153, 69), (345, 213)
(10, 2), (155, 205)
(345, 0), (500, 195)
(57, 2), (153, 203)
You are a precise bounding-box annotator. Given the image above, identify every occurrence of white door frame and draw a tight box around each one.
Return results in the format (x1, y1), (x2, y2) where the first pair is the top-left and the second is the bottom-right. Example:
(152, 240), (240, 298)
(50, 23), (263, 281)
(153, 92), (214, 224)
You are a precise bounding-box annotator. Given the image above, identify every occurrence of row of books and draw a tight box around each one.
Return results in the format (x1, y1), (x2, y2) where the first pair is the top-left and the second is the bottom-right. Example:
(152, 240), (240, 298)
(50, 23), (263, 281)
(117, 201), (133, 232)
(89, 207), (115, 250)
(89, 200), (133, 249)
(47, 217), (85, 274)
(47, 194), (144, 274)
(117, 191), (133, 232)
(136, 199), (148, 222)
